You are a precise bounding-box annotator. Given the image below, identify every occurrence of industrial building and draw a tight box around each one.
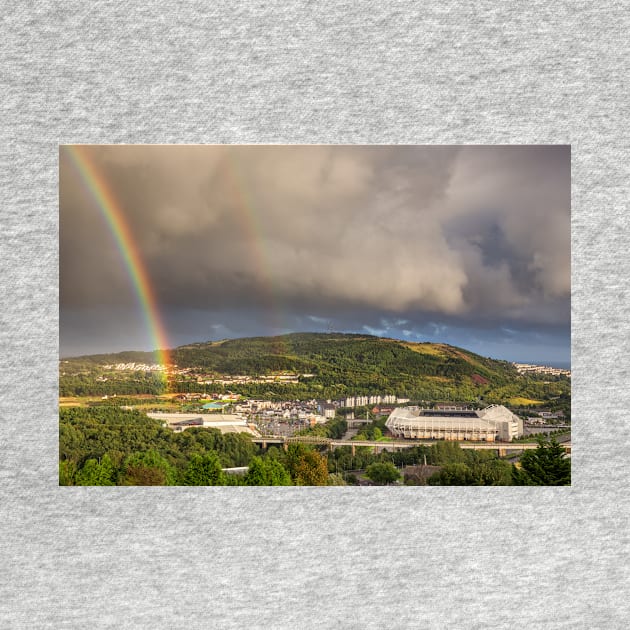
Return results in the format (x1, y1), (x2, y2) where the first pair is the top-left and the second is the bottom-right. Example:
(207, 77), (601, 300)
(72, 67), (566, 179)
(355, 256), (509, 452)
(385, 405), (523, 442)
(147, 413), (260, 436)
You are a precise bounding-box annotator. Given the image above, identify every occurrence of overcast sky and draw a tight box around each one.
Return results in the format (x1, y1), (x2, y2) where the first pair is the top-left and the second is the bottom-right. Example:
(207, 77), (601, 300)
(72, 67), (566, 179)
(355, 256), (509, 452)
(60, 145), (570, 365)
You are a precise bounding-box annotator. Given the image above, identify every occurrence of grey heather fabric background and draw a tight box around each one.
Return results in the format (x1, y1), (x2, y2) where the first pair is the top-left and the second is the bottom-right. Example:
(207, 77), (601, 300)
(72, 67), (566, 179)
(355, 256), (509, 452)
(1, 2), (628, 628)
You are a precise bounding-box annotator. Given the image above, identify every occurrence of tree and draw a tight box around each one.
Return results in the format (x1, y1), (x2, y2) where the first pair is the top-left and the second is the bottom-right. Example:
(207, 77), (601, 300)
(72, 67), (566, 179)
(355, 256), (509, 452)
(295, 450), (330, 486)
(183, 452), (226, 486)
(96, 454), (117, 485)
(427, 441), (466, 465)
(244, 456), (292, 486)
(428, 463), (476, 485)
(120, 450), (177, 486)
(327, 473), (347, 486)
(285, 444), (329, 486)
(512, 436), (571, 486)
(474, 459), (513, 486)
(59, 460), (77, 486)
(75, 454), (117, 486)
(365, 462), (401, 485)
(122, 464), (168, 486)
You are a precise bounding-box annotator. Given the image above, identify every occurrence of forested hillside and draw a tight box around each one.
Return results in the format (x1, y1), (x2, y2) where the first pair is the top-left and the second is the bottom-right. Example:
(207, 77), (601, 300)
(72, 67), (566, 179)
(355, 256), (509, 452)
(60, 332), (570, 405)
(173, 333), (516, 379)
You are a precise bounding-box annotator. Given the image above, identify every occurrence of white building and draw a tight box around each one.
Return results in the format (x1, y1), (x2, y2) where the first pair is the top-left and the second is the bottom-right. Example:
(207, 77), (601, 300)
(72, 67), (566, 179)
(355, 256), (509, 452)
(148, 413), (260, 436)
(385, 405), (523, 442)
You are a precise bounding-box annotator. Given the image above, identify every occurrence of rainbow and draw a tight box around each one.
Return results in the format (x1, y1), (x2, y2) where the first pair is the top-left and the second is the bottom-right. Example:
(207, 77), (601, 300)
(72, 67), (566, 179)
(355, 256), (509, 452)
(223, 150), (290, 355)
(63, 146), (172, 381)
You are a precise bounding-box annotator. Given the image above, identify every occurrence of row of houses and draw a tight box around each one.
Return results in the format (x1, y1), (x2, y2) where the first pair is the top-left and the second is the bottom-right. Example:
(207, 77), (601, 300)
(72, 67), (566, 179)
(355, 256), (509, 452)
(513, 363), (571, 377)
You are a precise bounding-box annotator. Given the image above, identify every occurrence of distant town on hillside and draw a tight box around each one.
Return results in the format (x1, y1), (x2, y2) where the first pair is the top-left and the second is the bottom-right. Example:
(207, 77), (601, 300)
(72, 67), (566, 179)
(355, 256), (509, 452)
(59, 333), (570, 487)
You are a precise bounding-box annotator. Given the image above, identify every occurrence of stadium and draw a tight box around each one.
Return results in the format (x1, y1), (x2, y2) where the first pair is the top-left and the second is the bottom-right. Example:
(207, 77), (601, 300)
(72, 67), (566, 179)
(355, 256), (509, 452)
(385, 405), (523, 442)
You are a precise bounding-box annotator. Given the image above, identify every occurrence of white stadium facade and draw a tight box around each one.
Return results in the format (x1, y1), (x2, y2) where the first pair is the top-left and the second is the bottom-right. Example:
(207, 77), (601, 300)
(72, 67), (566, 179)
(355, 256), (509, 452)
(385, 405), (523, 442)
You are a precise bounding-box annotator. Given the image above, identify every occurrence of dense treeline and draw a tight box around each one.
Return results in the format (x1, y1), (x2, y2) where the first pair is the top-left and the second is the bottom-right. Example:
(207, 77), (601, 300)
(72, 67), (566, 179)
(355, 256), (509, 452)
(328, 438), (569, 486)
(326, 442), (512, 485)
(59, 372), (165, 397)
(60, 407), (569, 486)
(59, 371), (570, 406)
(60, 407), (330, 486)
(61, 350), (156, 367)
(60, 407), (257, 478)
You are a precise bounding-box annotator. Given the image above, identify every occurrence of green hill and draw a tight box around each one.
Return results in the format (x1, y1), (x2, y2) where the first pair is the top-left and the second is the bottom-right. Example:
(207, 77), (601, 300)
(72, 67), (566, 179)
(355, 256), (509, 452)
(173, 332), (517, 382)
(58, 332), (572, 406)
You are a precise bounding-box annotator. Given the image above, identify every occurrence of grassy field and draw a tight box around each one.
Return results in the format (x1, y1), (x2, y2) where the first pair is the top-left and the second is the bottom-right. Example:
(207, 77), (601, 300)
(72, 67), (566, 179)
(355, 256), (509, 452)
(59, 397), (84, 407)
(508, 397), (544, 406)
(400, 342), (448, 357)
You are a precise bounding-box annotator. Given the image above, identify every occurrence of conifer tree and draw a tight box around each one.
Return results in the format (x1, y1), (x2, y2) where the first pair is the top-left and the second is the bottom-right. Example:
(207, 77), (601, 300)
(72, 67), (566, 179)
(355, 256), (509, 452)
(513, 436), (571, 485)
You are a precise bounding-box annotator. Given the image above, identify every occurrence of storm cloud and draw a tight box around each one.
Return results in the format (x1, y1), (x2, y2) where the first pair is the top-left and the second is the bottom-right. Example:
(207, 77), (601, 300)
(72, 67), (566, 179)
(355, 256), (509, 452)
(60, 145), (570, 363)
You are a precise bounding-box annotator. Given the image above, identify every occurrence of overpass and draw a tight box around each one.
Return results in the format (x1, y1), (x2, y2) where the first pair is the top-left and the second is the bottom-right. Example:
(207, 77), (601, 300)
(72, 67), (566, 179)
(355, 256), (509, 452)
(251, 435), (571, 457)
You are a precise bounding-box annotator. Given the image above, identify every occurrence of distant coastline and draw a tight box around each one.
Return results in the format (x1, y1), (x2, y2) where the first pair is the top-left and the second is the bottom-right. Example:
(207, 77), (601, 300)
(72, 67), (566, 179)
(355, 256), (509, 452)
(547, 361), (571, 370)
(532, 361), (570, 370)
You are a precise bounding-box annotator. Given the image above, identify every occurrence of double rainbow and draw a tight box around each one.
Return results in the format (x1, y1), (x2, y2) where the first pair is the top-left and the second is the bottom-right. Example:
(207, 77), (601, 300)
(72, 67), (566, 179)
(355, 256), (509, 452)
(64, 145), (295, 383)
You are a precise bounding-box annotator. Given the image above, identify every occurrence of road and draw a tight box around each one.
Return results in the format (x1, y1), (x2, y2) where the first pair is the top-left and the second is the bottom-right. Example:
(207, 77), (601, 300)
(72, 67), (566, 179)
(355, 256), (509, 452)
(252, 435), (571, 453)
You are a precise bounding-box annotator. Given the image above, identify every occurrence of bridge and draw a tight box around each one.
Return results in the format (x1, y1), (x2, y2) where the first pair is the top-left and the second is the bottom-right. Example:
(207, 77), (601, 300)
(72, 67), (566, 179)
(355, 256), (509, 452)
(251, 436), (571, 457)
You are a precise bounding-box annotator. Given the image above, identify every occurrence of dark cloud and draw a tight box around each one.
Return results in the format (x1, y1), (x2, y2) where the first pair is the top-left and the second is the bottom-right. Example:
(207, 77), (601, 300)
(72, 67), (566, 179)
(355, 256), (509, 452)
(60, 145), (570, 361)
